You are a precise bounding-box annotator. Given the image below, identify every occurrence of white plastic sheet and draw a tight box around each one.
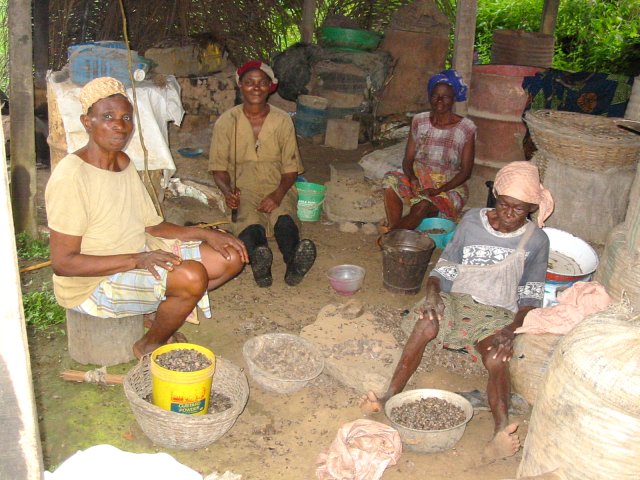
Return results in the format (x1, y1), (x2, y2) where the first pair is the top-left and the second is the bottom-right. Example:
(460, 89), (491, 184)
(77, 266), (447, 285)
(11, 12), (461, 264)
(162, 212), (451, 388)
(47, 70), (184, 183)
(44, 444), (202, 480)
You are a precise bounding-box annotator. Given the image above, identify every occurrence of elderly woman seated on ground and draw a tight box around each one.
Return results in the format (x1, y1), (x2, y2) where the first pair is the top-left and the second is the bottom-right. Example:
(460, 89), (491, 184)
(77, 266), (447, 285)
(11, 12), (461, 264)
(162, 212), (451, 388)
(363, 161), (554, 460)
(381, 69), (477, 233)
(45, 77), (248, 359)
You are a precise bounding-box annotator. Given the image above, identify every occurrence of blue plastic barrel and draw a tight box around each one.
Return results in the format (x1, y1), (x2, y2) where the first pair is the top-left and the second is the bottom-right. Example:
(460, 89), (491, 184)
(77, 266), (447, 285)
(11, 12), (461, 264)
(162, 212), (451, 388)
(294, 102), (328, 137)
(69, 44), (142, 87)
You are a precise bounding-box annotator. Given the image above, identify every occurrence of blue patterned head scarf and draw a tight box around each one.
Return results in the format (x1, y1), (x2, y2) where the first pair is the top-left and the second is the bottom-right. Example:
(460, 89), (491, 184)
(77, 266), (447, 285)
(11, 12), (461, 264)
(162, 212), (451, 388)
(427, 69), (468, 102)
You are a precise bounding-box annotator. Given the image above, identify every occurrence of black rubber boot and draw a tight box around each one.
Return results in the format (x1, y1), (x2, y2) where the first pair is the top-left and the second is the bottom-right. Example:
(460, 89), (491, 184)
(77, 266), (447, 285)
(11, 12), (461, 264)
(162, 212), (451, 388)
(239, 224), (273, 287)
(274, 215), (300, 265)
(251, 245), (273, 287)
(284, 239), (317, 286)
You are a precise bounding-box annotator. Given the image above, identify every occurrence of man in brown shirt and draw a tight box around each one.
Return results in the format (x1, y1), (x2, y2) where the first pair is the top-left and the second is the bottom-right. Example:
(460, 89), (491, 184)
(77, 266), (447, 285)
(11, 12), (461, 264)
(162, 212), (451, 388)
(210, 61), (316, 287)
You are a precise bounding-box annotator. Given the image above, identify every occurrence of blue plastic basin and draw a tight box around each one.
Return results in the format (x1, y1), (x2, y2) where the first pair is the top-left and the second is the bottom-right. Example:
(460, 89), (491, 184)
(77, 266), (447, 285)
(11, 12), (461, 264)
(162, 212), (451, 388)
(416, 218), (457, 249)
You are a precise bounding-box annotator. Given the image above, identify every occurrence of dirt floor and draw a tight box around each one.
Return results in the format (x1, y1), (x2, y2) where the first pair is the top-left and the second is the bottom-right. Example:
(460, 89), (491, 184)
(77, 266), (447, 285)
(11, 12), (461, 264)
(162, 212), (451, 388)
(25, 125), (530, 479)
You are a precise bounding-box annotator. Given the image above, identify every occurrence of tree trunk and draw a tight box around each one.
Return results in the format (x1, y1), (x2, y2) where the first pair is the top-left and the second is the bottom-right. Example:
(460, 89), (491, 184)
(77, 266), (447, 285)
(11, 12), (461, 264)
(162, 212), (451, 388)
(540, 0), (560, 35)
(0, 81), (44, 480)
(451, 0), (477, 116)
(9, 0), (37, 236)
(301, 0), (316, 44)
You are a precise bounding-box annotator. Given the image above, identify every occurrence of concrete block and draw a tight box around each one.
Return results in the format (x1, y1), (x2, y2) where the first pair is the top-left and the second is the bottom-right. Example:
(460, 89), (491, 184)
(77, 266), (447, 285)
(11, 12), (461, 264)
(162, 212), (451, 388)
(66, 310), (144, 366)
(324, 119), (360, 150)
(329, 162), (365, 183)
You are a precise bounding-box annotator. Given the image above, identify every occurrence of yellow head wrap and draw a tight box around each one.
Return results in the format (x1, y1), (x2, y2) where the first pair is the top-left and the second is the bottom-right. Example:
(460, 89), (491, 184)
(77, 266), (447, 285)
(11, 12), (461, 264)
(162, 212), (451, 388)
(493, 161), (554, 227)
(79, 77), (129, 115)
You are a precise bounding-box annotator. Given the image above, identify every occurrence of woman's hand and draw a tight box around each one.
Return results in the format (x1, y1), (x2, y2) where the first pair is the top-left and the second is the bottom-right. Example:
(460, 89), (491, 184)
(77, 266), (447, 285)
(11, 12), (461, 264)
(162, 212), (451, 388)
(409, 176), (422, 194)
(422, 187), (443, 197)
(487, 327), (516, 362)
(203, 229), (249, 264)
(424, 291), (445, 321)
(257, 191), (284, 213)
(134, 250), (182, 279)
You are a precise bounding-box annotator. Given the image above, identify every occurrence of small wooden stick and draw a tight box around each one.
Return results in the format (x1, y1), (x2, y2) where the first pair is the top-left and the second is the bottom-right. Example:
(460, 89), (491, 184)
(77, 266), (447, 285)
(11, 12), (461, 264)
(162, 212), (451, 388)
(195, 221), (230, 229)
(61, 369), (125, 385)
(19, 260), (52, 273)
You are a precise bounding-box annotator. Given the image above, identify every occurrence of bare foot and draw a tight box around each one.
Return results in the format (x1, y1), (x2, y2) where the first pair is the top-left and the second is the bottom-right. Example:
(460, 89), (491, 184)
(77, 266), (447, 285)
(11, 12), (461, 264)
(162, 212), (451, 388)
(359, 391), (385, 414)
(482, 423), (521, 460)
(132, 341), (145, 360)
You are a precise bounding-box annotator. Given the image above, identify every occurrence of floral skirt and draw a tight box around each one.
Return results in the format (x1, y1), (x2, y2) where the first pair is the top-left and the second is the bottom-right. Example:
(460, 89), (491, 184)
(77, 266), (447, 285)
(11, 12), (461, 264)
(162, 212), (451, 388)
(382, 168), (467, 221)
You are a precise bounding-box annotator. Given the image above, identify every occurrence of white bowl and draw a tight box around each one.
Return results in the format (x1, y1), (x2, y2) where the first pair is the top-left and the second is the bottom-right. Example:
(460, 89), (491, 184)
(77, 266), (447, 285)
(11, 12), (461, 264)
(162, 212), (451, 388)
(242, 333), (324, 394)
(385, 388), (474, 453)
(327, 264), (365, 295)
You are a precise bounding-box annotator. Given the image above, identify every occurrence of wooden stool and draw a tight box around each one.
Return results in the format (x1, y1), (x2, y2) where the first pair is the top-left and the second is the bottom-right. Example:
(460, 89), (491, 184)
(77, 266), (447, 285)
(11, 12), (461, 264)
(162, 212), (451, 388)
(66, 310), (144, 366)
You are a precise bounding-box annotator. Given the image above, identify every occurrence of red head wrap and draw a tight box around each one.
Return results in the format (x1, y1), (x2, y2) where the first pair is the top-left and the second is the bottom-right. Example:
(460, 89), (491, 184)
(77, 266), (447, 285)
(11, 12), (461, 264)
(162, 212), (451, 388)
(235, 60), (278, 94)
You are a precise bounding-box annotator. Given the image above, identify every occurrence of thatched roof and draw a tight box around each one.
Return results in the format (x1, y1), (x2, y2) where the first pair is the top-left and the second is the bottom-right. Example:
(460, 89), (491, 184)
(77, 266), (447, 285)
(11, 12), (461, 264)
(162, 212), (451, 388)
(47, 0), (415, 71)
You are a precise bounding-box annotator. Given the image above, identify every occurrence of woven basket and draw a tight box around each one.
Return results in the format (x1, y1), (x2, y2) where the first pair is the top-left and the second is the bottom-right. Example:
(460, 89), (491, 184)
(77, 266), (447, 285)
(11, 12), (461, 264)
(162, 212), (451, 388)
(524, 110), (640, 172)
(242, 333), (324, 394)
(124, 356), (249, 450)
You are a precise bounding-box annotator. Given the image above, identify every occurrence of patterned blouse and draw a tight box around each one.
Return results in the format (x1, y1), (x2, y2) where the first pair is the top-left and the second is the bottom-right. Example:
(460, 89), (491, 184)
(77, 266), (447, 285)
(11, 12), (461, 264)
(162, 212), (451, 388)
(430, 208), (549, 308)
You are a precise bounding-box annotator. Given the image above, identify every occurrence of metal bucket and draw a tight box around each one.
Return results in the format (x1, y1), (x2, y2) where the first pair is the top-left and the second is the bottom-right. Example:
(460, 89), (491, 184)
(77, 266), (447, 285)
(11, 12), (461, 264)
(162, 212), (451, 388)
(381, 230), (435, 295)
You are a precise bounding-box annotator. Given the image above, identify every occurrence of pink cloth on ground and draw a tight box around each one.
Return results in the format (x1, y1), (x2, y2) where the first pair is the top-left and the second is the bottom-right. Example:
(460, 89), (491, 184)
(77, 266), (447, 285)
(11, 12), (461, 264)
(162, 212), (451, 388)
(316, 419), (402, 480)
(515, 281), (612, 335)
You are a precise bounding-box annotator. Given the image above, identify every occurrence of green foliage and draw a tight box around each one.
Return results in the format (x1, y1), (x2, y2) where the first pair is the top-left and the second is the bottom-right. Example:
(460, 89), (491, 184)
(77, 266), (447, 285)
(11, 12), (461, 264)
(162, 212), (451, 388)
(316, 0), (412, 33)
(22, 289), (65, 333)
(0, 0), (7, 92)
(472, 0), (640, 75)
(16, 232), (50, 260)
(554, 0), (640, 75)
(475, 0), (542, 64)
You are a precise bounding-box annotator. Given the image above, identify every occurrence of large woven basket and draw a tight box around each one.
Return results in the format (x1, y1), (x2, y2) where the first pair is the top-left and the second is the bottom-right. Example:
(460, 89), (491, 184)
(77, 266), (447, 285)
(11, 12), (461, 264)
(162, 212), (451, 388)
(124, 356), (249, 450)
(242, 333), (324, 394)
(524, 110), (640, 172)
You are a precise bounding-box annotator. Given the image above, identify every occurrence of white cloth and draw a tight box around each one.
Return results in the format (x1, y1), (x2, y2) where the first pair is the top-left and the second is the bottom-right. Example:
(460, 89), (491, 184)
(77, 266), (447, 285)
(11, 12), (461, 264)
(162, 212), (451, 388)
(47, 70), (184, 182)
(44, 444), (203, 480)
(316, 419), (402, 480)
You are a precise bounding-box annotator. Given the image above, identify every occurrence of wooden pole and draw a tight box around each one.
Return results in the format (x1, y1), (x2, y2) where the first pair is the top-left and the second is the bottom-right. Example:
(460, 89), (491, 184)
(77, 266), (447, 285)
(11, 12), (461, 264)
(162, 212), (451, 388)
(540, 0), (560, 36)
(9, 0), (37, 237)
(33, 0), (49, 110)
(0, 76), (44, 479)
(451, 0), (477, 116)
(301, 0), (316, 44)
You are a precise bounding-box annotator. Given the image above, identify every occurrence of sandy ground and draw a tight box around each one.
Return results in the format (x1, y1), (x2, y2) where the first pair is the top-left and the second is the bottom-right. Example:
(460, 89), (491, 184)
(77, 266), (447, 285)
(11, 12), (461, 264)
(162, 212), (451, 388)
(26, 127), (530, 479)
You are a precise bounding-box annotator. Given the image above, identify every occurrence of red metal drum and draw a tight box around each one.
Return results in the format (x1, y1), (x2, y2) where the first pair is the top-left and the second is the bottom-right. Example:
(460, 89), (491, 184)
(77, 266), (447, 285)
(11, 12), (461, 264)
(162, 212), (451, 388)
(491, 30), (555, 69)
(468, 64), (544, 166)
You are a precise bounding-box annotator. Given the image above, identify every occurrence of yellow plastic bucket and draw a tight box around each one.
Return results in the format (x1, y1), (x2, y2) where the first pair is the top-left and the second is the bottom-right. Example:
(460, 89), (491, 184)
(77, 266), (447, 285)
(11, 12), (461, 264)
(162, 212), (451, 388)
(150, 343), (216, 416)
